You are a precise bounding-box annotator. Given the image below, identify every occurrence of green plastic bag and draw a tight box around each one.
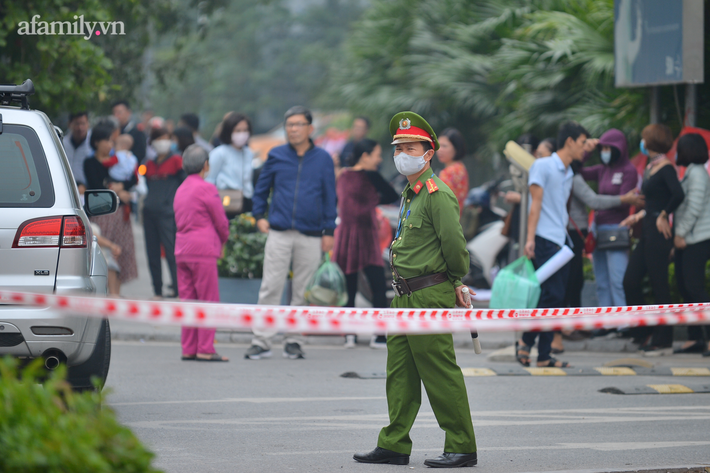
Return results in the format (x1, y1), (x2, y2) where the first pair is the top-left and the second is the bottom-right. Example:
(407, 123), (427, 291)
(489, 257), (541, 309)
(304, 254), (348, 307)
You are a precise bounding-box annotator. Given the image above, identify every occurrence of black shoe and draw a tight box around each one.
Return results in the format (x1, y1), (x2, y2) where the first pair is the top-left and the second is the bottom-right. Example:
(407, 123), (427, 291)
(424, 452), (477, 468)
(244, 345), (272, 360)
(283, 342), (305, 359)
(370, 335), (387, 349)
(353, 447), (409, 465)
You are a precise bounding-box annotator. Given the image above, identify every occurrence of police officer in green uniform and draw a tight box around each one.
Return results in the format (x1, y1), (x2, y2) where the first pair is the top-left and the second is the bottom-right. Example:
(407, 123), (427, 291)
(353, 112), (477, 468)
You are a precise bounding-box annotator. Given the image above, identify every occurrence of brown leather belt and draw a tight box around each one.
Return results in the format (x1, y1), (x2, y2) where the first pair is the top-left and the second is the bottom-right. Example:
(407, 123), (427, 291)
(392, 272), (448, 297)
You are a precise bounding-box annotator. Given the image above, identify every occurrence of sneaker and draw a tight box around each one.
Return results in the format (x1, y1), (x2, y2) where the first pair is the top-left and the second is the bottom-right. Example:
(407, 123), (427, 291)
(370, 335), (387, 349)
(344, 335), (357, 349)
(244, 345), (272, 360)
(283, 342), (305, 359)
(641, 346), (673, 357)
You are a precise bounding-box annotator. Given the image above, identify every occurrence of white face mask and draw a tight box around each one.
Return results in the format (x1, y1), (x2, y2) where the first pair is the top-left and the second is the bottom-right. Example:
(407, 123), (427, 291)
(152, 139), (172, 155)
(231, 131), (250, 148)
(394, 150), (429, 176)
(600, 150), (612, 164)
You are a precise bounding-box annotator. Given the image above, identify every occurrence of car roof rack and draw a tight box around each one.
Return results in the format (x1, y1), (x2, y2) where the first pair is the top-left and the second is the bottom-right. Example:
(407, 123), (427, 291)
(0, 79), (35, 110)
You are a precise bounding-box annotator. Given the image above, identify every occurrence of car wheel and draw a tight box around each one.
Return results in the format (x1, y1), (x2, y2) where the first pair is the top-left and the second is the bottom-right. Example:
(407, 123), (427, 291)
(67, 319), (111, 392)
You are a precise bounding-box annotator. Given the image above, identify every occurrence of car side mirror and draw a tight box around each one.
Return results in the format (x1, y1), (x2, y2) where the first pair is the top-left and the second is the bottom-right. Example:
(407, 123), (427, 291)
(84, 190), (119, 217)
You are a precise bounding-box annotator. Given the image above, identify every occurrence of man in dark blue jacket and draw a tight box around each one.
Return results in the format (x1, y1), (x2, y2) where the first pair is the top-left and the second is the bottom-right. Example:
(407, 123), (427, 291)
(246, 106), (337, 360)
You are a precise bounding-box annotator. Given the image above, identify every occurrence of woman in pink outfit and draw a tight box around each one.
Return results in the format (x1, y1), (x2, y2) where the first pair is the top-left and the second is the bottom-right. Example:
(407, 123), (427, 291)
(173, 144), (231, 361)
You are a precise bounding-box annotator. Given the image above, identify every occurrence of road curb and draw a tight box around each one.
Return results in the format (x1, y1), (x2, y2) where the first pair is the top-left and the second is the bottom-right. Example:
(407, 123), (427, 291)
(600, 384), (710, 394)
(460, 366), (710, 376)
(517, 466), (709, 473)
(111, 328), (650, 352)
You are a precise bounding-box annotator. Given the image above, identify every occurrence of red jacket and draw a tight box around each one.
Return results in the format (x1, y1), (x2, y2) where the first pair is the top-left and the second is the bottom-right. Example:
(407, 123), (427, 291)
(144, 154), (185, 215)
(173, 174), (230, 261)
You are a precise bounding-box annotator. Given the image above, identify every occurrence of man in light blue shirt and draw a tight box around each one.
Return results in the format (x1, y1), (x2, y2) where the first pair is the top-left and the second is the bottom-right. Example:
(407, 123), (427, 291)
(518, 121), (589, 369)
(527, 153), (574, 248)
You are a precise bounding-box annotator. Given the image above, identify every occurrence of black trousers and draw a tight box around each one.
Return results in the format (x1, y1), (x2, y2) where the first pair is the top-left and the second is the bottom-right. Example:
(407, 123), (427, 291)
(564, 229), (587, 308)
(623, 225), (674, 346)
(522, 236), (570, 362)
(345, 265), (388, 308)
(675, 239), (710, 341)
(143, 210), (178, 297)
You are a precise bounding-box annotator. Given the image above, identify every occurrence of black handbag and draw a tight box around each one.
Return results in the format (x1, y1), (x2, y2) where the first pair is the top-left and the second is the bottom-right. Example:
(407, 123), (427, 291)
(595, 227), (630, 250)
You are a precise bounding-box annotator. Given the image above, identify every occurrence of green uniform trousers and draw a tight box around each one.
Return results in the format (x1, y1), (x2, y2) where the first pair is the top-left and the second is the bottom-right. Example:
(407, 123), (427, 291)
(377, 285), (477, 455)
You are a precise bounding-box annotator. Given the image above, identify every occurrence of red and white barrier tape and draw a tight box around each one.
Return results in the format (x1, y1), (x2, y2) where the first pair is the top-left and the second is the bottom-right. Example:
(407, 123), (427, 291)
(1, 289), (709, 335)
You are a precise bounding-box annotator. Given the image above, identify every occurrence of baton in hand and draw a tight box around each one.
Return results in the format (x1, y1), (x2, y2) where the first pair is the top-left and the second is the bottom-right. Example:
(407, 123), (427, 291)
(461, 287), (482, 354)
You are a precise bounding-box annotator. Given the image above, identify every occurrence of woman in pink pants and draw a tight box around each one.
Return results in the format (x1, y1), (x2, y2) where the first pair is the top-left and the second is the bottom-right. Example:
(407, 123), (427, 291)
(173, 144), (231, 361)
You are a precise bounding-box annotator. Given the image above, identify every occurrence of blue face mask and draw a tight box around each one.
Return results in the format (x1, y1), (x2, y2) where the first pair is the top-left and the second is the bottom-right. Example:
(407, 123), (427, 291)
(600, 150), (612, 164)
(640, 139), (649, 156)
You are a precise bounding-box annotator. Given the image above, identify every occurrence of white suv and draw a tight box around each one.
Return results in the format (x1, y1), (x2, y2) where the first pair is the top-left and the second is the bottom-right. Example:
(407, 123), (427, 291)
(0, 79), (118, 390)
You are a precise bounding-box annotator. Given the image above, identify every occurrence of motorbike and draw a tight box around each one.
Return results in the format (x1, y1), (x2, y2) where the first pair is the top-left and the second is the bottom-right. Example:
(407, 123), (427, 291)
(461, 177), (513, 290)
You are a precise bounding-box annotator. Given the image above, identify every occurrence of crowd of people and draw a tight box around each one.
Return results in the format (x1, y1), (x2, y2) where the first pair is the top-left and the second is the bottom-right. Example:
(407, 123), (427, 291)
(63, 102), (260, 361)
(512, 122), (710, 367)
(61, 102), (710, 363)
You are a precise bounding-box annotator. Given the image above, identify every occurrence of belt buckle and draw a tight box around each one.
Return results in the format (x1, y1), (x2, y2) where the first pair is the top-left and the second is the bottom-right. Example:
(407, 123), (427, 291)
(392, 281), (403, 297)
(392, 279), (411, 297)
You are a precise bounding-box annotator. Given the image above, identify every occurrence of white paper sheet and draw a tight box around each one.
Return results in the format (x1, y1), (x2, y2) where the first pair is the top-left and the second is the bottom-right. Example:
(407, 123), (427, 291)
(535, 245), (574, 285)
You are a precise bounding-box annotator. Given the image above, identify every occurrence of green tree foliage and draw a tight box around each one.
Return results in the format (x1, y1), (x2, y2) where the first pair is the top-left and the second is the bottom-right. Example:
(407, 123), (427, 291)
(0, 0), (216, 117)
(148, 0), (364, 135)
(0, 357), (161, 473)
(328, 0), (682, 164)
(491, 0), (649, 150)
(0, 0), (113, 116)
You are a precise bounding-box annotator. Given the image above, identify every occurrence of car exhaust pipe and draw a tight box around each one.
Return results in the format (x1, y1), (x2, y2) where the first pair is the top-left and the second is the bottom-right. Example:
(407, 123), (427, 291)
(42, 349), (66, 371)
(44, 356), (60, 370)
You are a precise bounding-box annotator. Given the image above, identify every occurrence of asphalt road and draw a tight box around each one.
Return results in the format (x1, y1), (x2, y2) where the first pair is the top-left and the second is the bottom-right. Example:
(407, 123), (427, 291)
(106, 341), (710, 473)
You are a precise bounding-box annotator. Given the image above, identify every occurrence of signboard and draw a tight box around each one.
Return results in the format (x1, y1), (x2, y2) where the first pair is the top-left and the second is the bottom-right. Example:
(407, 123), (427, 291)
(615, 0), (704, 87)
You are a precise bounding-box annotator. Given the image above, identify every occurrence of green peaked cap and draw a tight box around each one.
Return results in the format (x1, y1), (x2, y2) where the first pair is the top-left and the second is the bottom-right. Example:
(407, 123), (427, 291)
(389, 111), (440, 151)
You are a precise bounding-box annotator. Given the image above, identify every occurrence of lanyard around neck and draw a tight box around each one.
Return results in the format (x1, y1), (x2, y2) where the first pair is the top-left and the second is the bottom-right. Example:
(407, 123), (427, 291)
(395, 173), (435, 239)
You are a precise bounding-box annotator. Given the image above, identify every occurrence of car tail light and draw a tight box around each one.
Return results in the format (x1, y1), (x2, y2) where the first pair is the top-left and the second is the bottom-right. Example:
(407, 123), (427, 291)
(13, 216), (87, 248)
(61, 216), (86, 247)
(13, 217), (62, 247)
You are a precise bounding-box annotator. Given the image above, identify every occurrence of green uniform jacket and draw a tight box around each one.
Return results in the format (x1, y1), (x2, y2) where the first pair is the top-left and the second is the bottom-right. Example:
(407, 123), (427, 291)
(379, 171), (478, 455)
(390, 173), (469, 308)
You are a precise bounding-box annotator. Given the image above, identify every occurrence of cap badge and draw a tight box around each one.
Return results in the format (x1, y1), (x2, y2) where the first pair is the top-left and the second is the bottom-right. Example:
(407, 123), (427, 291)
(399, 118), (411, 130)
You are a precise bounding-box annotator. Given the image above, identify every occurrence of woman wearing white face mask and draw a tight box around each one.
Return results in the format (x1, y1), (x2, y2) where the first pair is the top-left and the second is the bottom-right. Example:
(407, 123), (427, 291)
(206, 112), (255, 217)
(143, 127), (187, 298)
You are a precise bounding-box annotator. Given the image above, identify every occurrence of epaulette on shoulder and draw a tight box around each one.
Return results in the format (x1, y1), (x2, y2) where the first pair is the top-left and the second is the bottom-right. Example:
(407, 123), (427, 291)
(426, 178), (439, 194)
